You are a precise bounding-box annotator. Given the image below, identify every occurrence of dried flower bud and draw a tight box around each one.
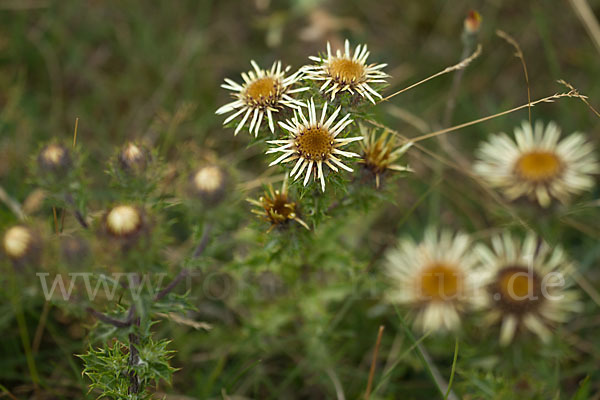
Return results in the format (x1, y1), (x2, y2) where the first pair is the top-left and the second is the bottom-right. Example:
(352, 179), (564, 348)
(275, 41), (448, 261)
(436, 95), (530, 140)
(2, 225), (41, 264)
(359, 125), (413, 188)
(104, 205), (144, 238)
(464, 10), (482, 34)
(189, 165), (227, 204)
(38, 143), (72, 174)
(118, 142), (150, 172)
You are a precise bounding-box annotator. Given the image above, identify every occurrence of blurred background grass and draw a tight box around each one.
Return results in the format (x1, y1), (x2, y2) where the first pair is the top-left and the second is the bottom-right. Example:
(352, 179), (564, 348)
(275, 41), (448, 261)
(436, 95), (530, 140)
(2, 0), (600, 399)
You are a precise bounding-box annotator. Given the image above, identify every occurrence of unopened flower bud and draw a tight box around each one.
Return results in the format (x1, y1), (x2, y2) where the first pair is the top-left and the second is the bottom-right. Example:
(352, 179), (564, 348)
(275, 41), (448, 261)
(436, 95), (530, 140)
(38, 143), (72, 174)
(104, 205), (144, 238)
(2, 225), (41, 264)
(118, 142), (149, 172)
(464, 10), (482, 34)
(189, 165), (227, 204)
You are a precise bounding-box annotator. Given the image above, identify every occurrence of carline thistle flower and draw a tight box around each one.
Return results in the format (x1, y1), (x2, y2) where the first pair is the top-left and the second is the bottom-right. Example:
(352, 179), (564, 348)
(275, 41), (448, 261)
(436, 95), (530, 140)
(474, 121), (599, 208)
(359, 124), (413, 188)
(104, 204), (145, 239)
(385, 229), (483, 332)
(2, 225), (42, 265)
(302, 39), (389, 103)
(476, 233), (581, 345)
(189, 164), (228, 204)
(267, 98), (362, 192)
(247, 176), (309, 232)
(38, 143), (72, 174)
(216, 60), (309, 136)
(118, 142), (150, 172)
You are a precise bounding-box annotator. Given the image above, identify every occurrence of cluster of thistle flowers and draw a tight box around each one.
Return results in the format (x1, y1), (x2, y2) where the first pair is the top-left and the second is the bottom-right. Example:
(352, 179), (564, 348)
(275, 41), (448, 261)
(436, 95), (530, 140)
(216, 40), (412, 230)
(1, 143), (147, 267)
(386, 229), (582, 346)
(2, 140), (231, 270)
(382, 121), (599, 346)
(213, 38), (600, 347)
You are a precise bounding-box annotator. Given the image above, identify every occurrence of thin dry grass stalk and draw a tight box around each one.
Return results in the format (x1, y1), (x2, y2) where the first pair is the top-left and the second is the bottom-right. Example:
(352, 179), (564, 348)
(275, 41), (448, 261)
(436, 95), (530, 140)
(572, 272), (600, 308)
(557, 79), (600, 119)
(496, 30), (532, 124)
(381, 44), (482, 102)
(72, 117), (79, 148)
(237, 173), (287, 192)
(52, 207), (59, 235)
(155, 312), (213, 331)
(365, 325), (385, 400)
(326, 368), (346, 400)
(0, 185), (24, 220)
(408, 89), (583, 144)
(569, 0), (600, 55)
(32, 301), (51, 355)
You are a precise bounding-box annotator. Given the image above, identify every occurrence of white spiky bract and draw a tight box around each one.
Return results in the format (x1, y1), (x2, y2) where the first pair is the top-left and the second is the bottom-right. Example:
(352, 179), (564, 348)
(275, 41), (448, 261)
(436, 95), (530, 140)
(474, 121), (599, 207)
(266, 98), (361, 192)
(476, 233), (581, 345)
(301, 39), (388, 103)
(216, 60), (309, 137)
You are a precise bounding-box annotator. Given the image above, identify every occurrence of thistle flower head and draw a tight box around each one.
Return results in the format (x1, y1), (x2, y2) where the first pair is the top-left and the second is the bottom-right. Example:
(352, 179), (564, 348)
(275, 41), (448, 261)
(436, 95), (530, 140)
(104, 205), (144, 238)
(464, 10), (482, 34)
(476, 233), (581, 345)
(2, 225), (41, 263)
(38, 143), (72, 174)
(118, 142), (150, 172)
(247, 176), (309, 232)
(267, 98), (361, 191)
(189, 164), (227, 204)
(386, 229), (483, 332)
(216, 60), (309, 136)
(302, 39), (389, 103)
(474, 121), (599, 207)
(359, 125), (413, 188)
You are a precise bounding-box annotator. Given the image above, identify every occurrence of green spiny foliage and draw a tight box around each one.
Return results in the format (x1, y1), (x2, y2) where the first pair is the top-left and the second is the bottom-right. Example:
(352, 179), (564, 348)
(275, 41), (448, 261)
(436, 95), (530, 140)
(78, 336), (176, 400)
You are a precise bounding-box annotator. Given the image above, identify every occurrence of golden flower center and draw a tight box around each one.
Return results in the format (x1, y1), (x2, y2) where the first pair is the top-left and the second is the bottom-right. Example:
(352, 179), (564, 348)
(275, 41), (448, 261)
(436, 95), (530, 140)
(500, 271), (530, 299)
(328, 58), (365, 83)
(107, 205), (141, 236)
(514, 151), (563, 182)
(295, 126), (334, 161)
(419, 263), (463, 301)
(245, 77), (278, 103)
(194, 166), (223, 193)
(491, 266), (543, 314)
(3, 226), (31, 258)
